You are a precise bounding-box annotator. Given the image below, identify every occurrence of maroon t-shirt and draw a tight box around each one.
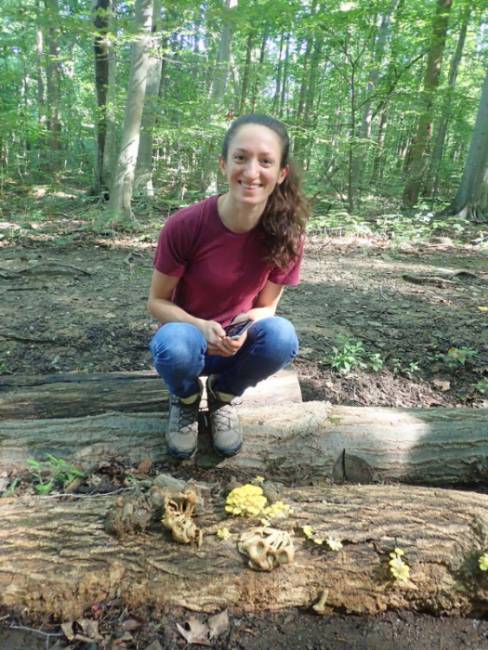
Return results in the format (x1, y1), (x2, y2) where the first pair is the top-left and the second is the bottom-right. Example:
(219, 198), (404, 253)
(153, 195), (302, 326)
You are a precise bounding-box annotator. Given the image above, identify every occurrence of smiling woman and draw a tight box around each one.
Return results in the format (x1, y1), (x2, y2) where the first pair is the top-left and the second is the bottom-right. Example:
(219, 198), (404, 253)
(147, 114), (310, 461)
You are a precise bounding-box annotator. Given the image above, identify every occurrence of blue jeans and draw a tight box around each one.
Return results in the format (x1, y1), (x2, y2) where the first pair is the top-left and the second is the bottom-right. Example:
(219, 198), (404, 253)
(149, 316), (299, 398)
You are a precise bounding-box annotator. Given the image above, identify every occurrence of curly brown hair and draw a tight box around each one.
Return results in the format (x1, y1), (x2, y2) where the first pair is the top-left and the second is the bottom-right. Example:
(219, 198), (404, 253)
(221, 114), (309, 269)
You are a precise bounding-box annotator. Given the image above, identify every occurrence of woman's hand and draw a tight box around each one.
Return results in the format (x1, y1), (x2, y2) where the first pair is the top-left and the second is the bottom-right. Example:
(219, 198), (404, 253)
(196, 319), (238, 357)
(198, 316), (252, 357)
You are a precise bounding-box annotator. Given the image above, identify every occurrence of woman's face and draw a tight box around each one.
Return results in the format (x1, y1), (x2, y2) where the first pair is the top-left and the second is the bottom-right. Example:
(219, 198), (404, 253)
(220, 124), (288, 208)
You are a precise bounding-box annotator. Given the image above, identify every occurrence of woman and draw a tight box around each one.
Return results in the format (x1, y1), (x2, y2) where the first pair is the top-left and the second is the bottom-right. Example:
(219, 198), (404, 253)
(148, 114), (309, 460)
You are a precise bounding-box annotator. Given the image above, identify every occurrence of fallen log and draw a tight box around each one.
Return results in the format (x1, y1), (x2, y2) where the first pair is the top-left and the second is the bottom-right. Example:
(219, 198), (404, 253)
(0, 369), (302, 419)
(1, 483), (488, 620)
(1, 403), (487, 484)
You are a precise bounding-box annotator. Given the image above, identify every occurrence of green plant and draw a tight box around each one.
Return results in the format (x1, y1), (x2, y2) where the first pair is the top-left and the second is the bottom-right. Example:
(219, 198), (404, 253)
(328, 336), (367, 374)
(327, 336), (385, 374)
(442, 347), (478, 368)
(3, 478), (20, 497)
(474, 378), (488, 395)
(26, 455), (85, 495)
(369, 353), (384, 373)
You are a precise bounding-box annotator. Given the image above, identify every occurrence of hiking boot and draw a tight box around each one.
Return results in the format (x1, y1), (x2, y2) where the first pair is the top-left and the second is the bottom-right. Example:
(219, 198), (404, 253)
(166, 380), (203, 460)
(207, 375), (243, 457)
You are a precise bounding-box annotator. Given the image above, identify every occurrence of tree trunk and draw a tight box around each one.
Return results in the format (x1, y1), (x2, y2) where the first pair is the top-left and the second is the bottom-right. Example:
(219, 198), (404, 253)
(93, 0), (111, 196)
(352, 0), (399, 192)
(102, 0), (118, 193)
(1, 401), (488, 485)
(238, 32), (254, 115)
(402, 0), (453, 207)
(210, 0), (236, 104)
(250, 31), (267, 111)
(444, 66), (488, 220)
(426, 4), (470, 200)
(0, 369), (301, 420)
(279, 34), (290, 119)
(271, 32), (284, 115)
(107, 0), (154, 225)
(43, 0), (63, 157)
(134, 0), (163, 198)
(1, 483), (488, 620)
(35, 1), (47, 130)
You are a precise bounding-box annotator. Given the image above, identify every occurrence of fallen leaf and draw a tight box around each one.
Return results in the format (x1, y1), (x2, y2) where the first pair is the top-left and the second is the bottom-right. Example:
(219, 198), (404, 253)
(61, 618), (102, 643)
(176, 616), (211, 646)
(208, 610), (229, 640)
(478, 306), (488, 312)
(433, 378), (451, 392)
(121, 618), (141, 631)
(136, 458), (153, 475)
(144, 641), (164, 650)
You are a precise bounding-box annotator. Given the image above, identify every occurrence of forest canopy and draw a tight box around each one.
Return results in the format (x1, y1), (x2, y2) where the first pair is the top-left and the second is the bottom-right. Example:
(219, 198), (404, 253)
(1, 0), (487, 222)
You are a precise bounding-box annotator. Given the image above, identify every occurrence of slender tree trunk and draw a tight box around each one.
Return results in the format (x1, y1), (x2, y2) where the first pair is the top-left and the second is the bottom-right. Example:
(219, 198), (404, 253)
(35, 1), (47, 130)
(279, 33), (290, 118)
(43, 0), (63, 159)
(445, 66), (488, 220)
(371, 107), (388, 182)
(238, 32), (254, 114)
(352, 0), (399, 192)
(250, 31), (267, 111)
(135, 0), (163, 198)
(107, 0), (154, 225)
(210, 0), (236, 105)
(402, 0), (453, 207)
(93, 0), (111, 196)
(425, 4), (470, 200)
(101, 3), (118, 193)
(271, 32), (284, 115)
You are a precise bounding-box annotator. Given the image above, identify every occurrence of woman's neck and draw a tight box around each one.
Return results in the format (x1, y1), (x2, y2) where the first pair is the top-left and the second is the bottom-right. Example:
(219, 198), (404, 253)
(217, 193), (266, 233)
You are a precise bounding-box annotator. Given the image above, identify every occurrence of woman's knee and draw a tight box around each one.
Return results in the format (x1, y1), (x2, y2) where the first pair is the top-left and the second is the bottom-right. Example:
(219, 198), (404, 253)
(252, 316), (299, 357)
(149, 322), (205, 368)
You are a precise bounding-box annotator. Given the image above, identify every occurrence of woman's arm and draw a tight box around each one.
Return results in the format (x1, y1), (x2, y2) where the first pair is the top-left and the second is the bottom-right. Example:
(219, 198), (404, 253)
(248, 280), (284, 321)
(147, 269), (238, 356)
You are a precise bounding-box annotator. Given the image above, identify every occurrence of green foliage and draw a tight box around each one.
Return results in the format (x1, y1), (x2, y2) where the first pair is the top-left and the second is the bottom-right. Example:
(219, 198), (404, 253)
(474, 378), (488, 395)
(3, 478), (20, 497)
(438, 347), (478, 369)
(327, 335), (384, 374)
(26, 454), (85, 495)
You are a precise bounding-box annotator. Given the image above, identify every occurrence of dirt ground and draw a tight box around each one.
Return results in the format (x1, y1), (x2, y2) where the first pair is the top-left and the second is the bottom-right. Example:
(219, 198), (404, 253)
(0, 203), (488, 649)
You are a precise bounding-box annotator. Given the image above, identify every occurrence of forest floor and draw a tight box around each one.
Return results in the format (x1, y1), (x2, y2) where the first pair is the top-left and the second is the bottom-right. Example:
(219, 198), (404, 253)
(0, 189), (488, 649)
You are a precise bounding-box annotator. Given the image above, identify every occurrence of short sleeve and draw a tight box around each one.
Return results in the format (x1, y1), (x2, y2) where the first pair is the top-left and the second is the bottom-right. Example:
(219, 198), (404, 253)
(153, 214), (192, 277)
(268, 240), (304, 286)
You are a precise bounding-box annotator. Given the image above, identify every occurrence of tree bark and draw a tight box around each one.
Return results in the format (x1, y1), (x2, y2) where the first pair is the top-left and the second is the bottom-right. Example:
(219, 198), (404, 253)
(238, 32), (254, 115)
(445, 66), (488, 220)
(402, 0), (453, 207)
(101, 0), (118, 192)
(1, 483), (488, 620)
(425, 3), (470, 199)
(108, 0), (154, 224)
(0, 369), (301, 420)
(134, 0), (162, 198)
(93, 0), (111, 196)
(210, 0), (236, 104)
(1, 402), (487, 484)
(43, 0), (63, 157)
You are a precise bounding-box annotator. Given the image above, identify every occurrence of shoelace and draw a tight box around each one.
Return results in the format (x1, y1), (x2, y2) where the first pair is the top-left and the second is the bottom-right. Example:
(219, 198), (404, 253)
(211, 401), (239, 429)
(170, 397), (198, 432)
